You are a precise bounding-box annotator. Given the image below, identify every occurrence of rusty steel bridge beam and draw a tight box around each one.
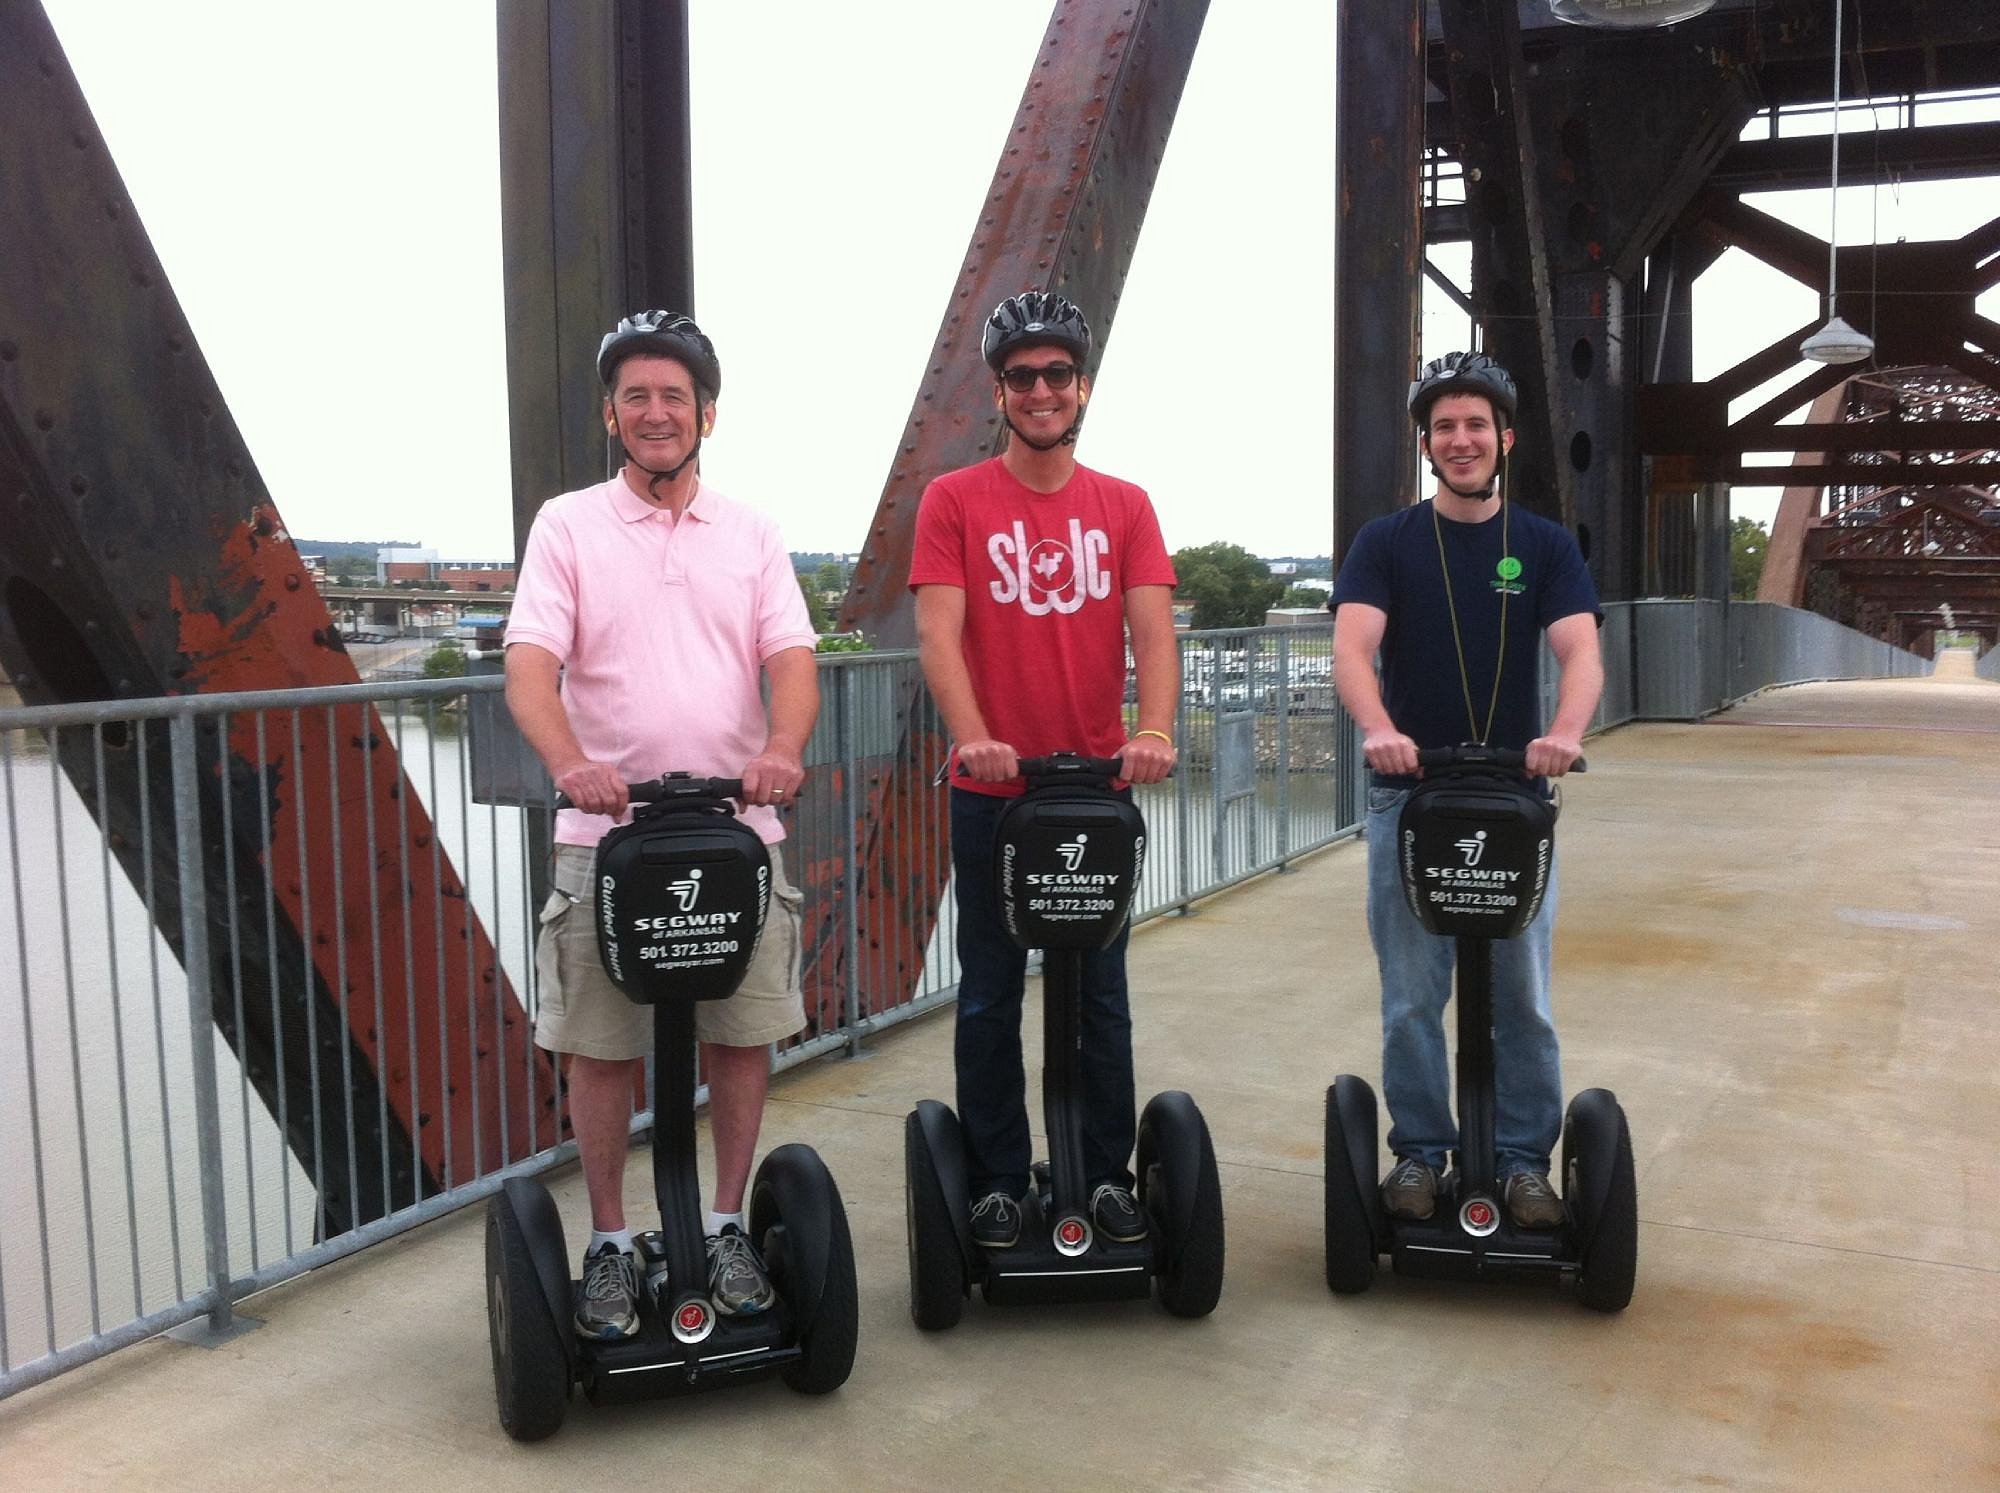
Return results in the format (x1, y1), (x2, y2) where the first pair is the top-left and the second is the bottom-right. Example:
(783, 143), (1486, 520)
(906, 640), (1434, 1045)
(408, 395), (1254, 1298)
(1333, 0), (1423, 558)
(822, 0), (1208, 1023)
(0, 4), (553, 1234)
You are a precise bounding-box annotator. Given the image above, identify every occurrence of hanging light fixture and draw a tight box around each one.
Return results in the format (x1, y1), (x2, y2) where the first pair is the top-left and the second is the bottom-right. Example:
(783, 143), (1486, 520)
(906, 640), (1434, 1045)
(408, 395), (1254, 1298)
(1801, 0), (1876, 365)
(1549, 0), (1717, 27)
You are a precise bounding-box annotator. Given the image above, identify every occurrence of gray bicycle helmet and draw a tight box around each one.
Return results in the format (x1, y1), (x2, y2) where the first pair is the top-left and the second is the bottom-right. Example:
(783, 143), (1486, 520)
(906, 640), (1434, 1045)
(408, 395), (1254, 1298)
(1409, 351), (1516, 430)
(597, 310), (721, 400)
(982, 291), (1091, 370)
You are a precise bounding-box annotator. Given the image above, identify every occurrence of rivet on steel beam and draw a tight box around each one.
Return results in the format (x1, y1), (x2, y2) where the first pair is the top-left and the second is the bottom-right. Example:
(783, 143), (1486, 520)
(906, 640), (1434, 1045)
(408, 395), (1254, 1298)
(0, 341), (16, 361)
(34, 410), (53, 430)
(70, 475), (87, 496)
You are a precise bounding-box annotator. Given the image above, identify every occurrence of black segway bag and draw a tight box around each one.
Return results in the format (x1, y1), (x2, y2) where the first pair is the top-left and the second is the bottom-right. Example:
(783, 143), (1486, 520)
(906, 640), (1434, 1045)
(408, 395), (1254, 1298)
(1397, 769), (1553, 940)
(994, 786), (1146, 952)
(593, 805), (770, 1003)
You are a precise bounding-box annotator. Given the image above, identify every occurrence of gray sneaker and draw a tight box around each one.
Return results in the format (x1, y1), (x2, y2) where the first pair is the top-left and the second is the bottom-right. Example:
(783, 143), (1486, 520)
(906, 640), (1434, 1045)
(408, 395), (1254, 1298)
(1503, 1171), (1565, 1229)
(705, 1226), (777, 1317)
(575, 1242), (640, 1340)
(1381, 1156), (1439, 1221)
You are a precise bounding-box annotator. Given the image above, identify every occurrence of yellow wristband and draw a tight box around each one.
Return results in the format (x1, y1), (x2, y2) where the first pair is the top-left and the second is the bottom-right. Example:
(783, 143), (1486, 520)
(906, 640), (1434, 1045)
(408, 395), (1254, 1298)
(1134, 729), (1175, 749)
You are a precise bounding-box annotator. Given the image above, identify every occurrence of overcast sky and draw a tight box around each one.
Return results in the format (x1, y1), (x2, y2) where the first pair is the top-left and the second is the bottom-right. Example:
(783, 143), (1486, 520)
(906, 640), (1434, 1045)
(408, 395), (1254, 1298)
(42, 1), (1999, 561)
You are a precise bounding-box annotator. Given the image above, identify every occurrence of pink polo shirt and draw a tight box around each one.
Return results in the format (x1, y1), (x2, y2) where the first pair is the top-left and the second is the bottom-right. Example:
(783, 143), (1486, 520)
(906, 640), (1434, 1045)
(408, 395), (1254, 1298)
(505, 476), (816, 847)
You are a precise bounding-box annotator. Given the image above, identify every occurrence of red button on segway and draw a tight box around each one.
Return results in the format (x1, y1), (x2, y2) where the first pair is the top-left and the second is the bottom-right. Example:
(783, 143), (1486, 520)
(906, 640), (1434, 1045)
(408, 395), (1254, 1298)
(1058, 1220), (1085, 1246)
(677, 1302), (707, 1333)
(1466, 1202), (1494, 1228)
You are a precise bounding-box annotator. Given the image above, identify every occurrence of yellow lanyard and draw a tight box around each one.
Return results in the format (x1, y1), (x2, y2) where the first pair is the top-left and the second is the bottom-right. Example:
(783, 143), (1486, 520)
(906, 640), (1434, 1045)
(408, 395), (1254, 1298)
(1432, 497), (1510, 746)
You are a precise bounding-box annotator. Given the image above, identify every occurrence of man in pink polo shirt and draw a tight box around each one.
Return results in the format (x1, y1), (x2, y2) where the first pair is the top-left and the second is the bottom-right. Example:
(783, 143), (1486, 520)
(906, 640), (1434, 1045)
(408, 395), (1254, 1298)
(504, 311), (819, 1341)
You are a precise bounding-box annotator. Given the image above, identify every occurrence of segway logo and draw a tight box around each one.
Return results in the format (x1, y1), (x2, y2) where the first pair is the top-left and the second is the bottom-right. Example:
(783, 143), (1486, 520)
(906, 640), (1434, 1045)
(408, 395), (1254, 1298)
(1056, 834), (1088, 871)
(1455, 831), (1487, 867)
(669, 868), (703, 911)
(1058, 1220), (1086, 1246)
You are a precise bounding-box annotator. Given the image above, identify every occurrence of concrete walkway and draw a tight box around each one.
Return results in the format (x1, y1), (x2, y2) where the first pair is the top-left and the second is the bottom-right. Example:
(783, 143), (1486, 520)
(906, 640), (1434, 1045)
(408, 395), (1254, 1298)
(4, 679), (1996, 1491)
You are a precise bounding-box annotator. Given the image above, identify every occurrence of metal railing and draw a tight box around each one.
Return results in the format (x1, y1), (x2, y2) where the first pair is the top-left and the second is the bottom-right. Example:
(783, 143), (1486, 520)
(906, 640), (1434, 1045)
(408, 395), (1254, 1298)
(0, 602), (1930, 1396)
(0, 626), (1359, 1399)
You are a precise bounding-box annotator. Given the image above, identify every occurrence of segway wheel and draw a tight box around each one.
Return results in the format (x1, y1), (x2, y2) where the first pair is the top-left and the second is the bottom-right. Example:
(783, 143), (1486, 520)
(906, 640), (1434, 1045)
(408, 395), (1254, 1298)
(749, 1144), (859, 1394)
(1323, 1076), (1381, 1295)
(905, 1110), (967, 1331)
(1563, 1089), (1638, 1313)
(1137, 1092), (1225, 1319)
(485, 1190), (571, 1441)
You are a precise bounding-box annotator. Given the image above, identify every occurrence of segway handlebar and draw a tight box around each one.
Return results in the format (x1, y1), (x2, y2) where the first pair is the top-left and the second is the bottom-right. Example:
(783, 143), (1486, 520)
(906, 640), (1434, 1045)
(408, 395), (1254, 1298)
(1413, 746), (1586, 774)
(553, 773), (747, 811)
(954, 752), (1152, 783)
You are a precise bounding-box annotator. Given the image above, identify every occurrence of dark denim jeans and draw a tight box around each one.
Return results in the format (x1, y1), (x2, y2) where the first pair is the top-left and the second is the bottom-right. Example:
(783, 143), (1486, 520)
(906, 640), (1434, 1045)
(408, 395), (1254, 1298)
(951, 786), (1136, 1201)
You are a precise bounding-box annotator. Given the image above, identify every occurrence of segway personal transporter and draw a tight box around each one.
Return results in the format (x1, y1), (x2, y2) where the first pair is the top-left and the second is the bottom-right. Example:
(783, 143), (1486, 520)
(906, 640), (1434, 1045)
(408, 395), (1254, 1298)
(905, 753), (1224, 1328)
(486, 775), (858, 1440)
(1322, 745), (1636, 1311)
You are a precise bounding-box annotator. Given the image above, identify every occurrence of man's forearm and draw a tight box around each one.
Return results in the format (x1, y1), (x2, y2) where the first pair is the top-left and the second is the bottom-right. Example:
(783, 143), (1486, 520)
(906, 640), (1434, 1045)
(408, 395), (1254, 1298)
(1548, 648), (1604, 741)
(918, 636), (993, 745)
(1132, 633), (1180, 737)
(1333, 649), (1395, 735)
(762, 649), (819, 755)
(505, 660), (588, 777)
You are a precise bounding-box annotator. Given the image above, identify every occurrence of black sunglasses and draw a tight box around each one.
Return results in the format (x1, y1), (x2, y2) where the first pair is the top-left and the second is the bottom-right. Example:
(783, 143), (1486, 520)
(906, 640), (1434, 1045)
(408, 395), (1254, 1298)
(998, 362), (1080, 393)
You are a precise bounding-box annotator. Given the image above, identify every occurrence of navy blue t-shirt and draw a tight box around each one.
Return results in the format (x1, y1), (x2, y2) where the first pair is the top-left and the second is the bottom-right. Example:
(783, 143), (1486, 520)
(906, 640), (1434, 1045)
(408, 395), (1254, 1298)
(1331, 500), (1599, 782)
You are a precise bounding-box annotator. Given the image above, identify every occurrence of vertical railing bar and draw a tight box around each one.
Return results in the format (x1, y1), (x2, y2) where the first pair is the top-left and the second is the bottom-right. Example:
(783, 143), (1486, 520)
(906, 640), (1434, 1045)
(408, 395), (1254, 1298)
(841, 670), (862, 1057)
(216, 713), (257, 1269)
(1174, 637), (1192, 910)
(486, 771), (509, 1165)
(513, 712), (539, 1153)
(94, 723), (144, 1317)
(49, 726), (104, 1336)
(359, 712), (391, 1220)
(457, 706), (482, 1177)
(425, 698), (453, 1190)
(1277, 632), (1292, 866)
(2, 729), (42, 1360)
(169, 713), (234, 1331)
(393, 699), (421, 1208)
(292, 709), (327, 1244)
(253, 712), (294, 1256)
(136, 720), (186, 1300)
(325, 708), (360, 1238)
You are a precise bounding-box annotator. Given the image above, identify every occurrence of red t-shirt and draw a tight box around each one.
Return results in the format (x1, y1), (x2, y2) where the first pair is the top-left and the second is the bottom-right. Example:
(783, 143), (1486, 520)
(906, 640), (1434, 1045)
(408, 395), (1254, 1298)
(908, 458), (1177, 797)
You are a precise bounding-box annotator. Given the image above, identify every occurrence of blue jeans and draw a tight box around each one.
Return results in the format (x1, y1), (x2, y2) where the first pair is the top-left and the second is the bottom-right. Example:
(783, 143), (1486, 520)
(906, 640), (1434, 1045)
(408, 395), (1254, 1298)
(951, 787), (1136, 1200)
(1365, 785), (1562, 1177)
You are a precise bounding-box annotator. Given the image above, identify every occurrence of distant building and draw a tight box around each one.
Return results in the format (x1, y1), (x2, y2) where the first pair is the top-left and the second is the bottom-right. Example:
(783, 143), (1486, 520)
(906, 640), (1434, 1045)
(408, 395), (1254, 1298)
(1264, 607), (1331, 627)
(1270, 561), (1299, 577)
(377, 548), (516, 592)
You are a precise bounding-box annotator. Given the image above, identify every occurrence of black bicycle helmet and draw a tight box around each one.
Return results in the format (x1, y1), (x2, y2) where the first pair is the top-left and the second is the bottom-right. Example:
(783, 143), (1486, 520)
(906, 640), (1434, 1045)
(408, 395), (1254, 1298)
(1409, 351), (1516, 430)
(982, 291), (1091, 371)
(597, 310), (721, 400)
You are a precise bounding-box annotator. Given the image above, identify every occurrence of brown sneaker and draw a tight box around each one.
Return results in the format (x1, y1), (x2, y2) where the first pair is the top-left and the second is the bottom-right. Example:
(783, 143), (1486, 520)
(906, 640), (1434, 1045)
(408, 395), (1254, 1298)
(1503, 1171), (1565, 1229)
(1380, 1156), (1439, 1221)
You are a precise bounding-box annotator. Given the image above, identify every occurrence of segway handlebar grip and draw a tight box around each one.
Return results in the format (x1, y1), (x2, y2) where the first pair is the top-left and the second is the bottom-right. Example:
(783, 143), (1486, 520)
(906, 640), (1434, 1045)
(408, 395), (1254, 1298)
(1412, 746), (1586, 774)
(553, 774), (747, 811)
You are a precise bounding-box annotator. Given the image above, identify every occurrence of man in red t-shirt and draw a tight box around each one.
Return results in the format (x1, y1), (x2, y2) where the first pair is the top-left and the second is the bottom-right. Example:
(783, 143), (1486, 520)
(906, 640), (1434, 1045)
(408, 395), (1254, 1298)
(908, 291), (1179, 1251)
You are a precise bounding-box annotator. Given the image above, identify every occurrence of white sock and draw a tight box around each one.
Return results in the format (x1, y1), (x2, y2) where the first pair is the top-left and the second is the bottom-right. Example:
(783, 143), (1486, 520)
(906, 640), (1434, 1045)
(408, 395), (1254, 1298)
(589, 1227), (636, 1255)
(705, 1209), (745, 1237)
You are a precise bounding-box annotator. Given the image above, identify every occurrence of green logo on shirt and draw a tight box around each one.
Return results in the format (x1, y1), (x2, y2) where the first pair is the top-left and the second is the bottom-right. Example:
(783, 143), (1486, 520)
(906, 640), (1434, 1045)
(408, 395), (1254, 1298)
(1492, 554), (1524, 596)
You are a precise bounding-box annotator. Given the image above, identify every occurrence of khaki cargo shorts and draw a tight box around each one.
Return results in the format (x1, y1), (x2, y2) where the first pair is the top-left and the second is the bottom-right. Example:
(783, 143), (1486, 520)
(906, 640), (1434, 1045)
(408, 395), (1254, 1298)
(533, 842), (806, 1060)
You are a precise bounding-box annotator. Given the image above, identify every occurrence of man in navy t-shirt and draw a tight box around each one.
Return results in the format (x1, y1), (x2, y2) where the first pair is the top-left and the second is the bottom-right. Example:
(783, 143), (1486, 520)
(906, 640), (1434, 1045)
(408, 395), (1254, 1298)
(1330, 352), (1603, 1230)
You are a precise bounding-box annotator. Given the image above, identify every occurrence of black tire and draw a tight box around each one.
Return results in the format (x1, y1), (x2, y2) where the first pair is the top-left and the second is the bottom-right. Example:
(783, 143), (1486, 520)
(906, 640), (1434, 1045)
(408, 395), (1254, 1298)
(750, 1145), (859, 1394)
(1137, 1092), (1225, 1320)
(485, 1193), (570, 1442)
(1323, 1077), (1380, 1295)
(905, 1111), (967, 1331)
(1563, 1089), (1638, 1313)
